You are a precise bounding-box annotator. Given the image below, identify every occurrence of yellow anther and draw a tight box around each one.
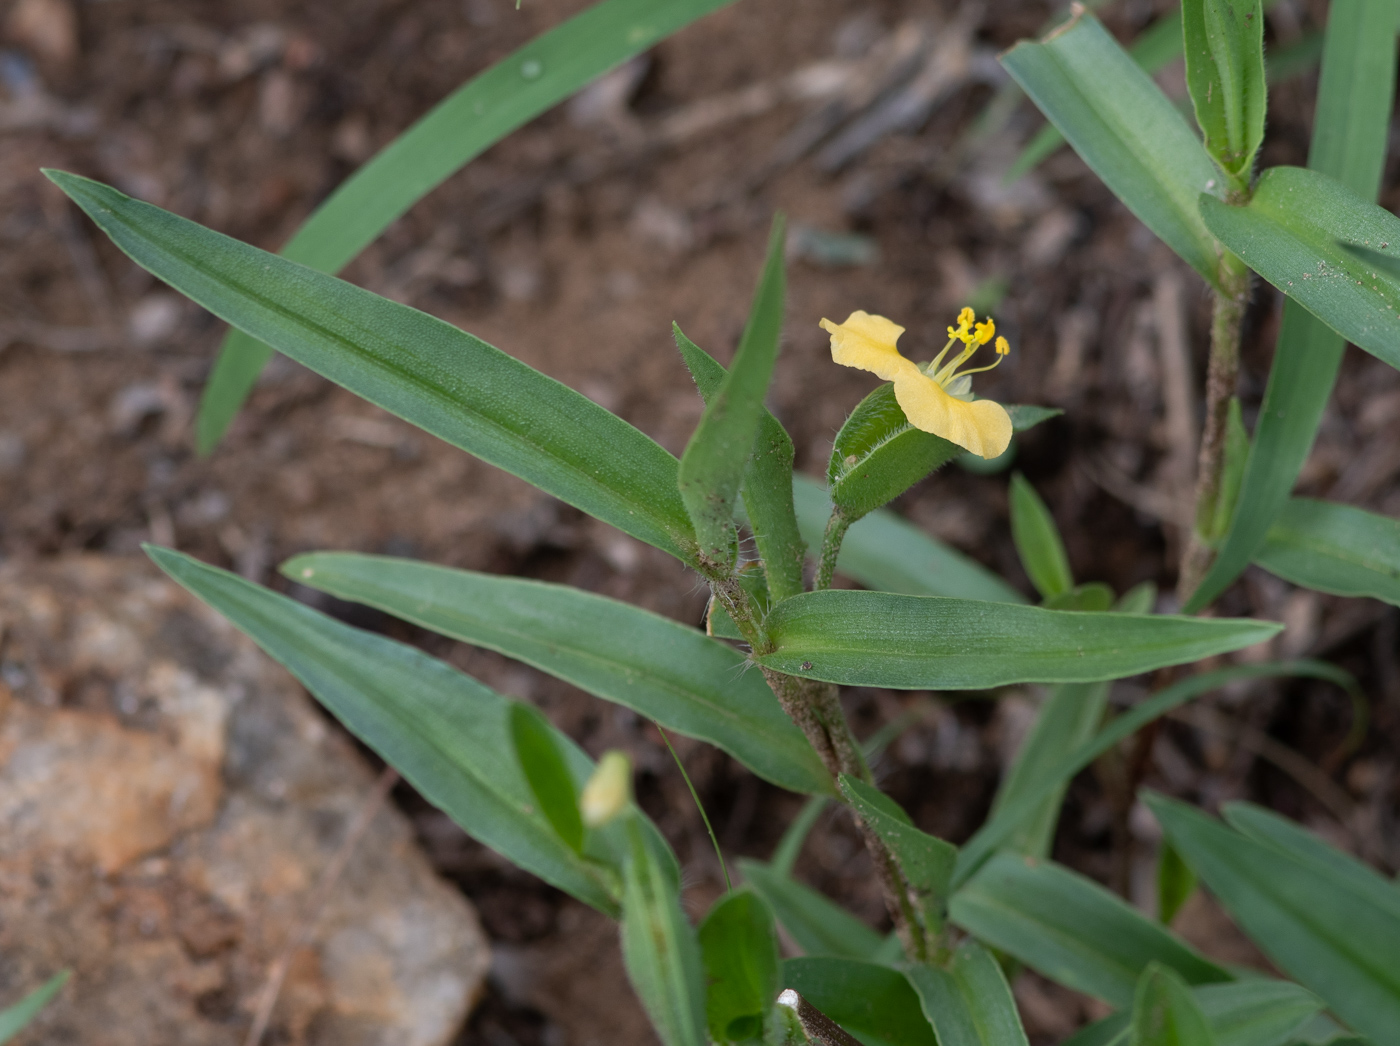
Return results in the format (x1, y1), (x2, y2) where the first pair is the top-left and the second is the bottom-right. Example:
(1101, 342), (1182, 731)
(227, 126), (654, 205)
(958, 306), (975, 328)
(975, 318), (995, 345)
(996, 336), (1009, 356)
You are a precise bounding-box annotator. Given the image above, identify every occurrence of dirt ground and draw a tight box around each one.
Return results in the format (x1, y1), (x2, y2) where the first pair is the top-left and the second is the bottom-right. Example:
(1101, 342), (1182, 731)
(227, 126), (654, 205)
(2, 0), (1398, 1041)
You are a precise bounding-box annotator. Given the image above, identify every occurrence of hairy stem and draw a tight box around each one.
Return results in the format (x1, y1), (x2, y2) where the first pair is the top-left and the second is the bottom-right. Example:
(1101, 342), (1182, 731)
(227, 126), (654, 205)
(1179, 253), (1250, 602)
(814, 508), (852, 591)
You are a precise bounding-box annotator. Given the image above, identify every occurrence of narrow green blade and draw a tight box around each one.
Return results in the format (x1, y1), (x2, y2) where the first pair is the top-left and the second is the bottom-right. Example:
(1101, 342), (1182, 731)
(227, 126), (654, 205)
(1000, 10), (1225, 286)
(1185, 0), (1398, 611)
(1145, 793), (1400, 1046)
(678, 216), (786, 569)
(904, 940), (1031, 1046)
(755, 590), (1279, 688)
(698, 890), (781, 1044)
(0, 973), (68, 1045)
(1200, 165), (1400, 371)
(782, 958), (939, 1046)
(950, 854), (1230, 1009)
(196, 0), (738, 451)
(792, 475), (1025, 603)
(1193, 980), (1322, 1046)
(1254, 498), (1400, 605)
(739, 859), (890, 961)
(954, 661), (1354, 888)
(509, 702), (585, 853)
(621, 821), (708, 1046)
(674, 324), (805, 601)
(48, 171), (696, 563)
(146, 545), (637, 914)
(1132, 963), (1217, 1046)
(1009, 472), (1074, 598)
(284, 553), (831, 796)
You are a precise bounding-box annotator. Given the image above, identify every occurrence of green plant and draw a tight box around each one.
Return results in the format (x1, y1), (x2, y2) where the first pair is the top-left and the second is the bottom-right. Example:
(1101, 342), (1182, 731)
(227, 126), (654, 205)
(41, 0), (1400, 1042)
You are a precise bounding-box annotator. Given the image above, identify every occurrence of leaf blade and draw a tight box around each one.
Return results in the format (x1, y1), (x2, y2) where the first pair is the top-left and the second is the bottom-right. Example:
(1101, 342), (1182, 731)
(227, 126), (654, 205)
(782, 958), (939, 1046)
(285, 552), (832, 795)
(1010, 472), (1074, 598)
(904, 940), (1031, 1046)
(698, 890), (782, 1043)
(1254, 498), (1400, 605)
(47, 171), (697, 562)
(0, 972), (69, 1045)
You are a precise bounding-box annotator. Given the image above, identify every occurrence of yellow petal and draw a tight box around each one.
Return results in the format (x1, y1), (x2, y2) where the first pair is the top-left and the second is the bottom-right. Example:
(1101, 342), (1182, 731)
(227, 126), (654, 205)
(820, 311), (909, 382)
(891, 370), (1013, 459)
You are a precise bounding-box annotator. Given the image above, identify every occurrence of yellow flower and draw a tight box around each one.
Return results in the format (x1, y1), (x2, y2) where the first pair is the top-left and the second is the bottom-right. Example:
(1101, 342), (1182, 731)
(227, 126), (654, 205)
(820, 309), (1013, 459)
(580, 750), (632, 828)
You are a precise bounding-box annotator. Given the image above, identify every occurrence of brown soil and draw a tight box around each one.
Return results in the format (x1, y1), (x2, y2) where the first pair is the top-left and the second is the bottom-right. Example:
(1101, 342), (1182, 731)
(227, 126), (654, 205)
(3, 0), (1398, 1041)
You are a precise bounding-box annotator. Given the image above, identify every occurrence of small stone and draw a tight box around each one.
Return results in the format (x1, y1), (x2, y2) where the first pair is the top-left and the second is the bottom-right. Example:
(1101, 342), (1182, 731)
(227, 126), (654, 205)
(5, 0), (79, 67)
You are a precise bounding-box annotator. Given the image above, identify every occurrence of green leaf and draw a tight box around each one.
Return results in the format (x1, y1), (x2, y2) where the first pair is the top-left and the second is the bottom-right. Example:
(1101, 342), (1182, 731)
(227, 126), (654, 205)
(992, 681), (1111, 859)
(772, 797), (829, 878)
(284, 553), (831, 796)
(509, 702), (585, 853)
(792, 476), (1025, 603)
(0, 972), (68, 1045)
(782, 958), (938, 1046)
(954, 660), (1355, 888)
(1193, 980), (1322, 1046)
(674, 324), (805, 601)
(1145, 792), (1400, 1046)
(194, 0), (738, 452)
(48, 171), (698, 564)
(754, 590), (1279, 689)
(1182, 0), (1267, 183)
(1184, 0), (1398, 612)
(1117, 581), (1159, 615)
(1201, 165), (1400, 370)
(1157, 839), (1198, 925)
(827, 387), (1060, 522)
(838, 775), (956, 935)
(621, 819), (709, 1046)
(1132, 963), (1216, 1046)
(1043, 584), (1116, 612)
(739, 859), (891, 962)
(147, 544), (650, 915)
(1221, 802), (1400, 922)
(1206, 399), (1250, 541)
(678, 215), (786, 569)
(699, 890), (781, 1044)
(1254, 498), (1400, 605)
(950, 853), (1231, 1009)
(1000, 10), (1225, 286)
(903, 940), (1030, 1046)
(1010, 472), (1073, 598)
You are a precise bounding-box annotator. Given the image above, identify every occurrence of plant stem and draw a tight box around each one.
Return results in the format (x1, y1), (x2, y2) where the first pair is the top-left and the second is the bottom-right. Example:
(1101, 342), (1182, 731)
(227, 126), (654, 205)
(814, 507), (852, 591)
(1179, 253), (1250, 602)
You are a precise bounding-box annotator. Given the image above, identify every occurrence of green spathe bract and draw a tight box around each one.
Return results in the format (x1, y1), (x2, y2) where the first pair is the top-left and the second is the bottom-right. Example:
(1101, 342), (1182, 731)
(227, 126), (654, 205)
(755, 590), (1279, 688)
(45, 170), (698, 563)
(904, 940), (1030, 1046)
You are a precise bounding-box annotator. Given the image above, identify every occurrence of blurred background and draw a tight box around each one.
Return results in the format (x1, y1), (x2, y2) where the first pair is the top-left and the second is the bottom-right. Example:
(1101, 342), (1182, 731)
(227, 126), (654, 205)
(1, 0), (1397, 1042)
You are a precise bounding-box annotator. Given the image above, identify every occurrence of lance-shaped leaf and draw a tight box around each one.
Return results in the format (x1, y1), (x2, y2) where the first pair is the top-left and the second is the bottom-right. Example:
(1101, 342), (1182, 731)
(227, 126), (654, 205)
(792, 476), (1025, 603)
(1000, 10), (1225, 286)
(839, 775), (956, 934)
(510, 703), (585, 853)
(47, 171), (696, 561)
(954, 660), (1355, 888)
(678, 216), (786, 569)
(1062, 978), (1323, 1046)
(1200, 166), (1400, 371)
(904, 940), (1031, 1046)
(1009, 472), (1073, 599)
(1184, 0), (1398, 612)
(753, 590), (1279, 689)
(674, 324), (805, 601)
(782, 959), (938, 1046)
(284, 553), (831, 796)
(739, 859), (894, 962)
(827, 383), (1059, 521)
(1132, 964), (1216, 1046)
(146, 545), (664, 915)
(698, 890), (781, 1044)
(0, 973), (68, 1045)
(1254, 498), (1400, 606)
(195, 0), (739, 451)
(950, 854), (1230, 1009)
(1182, 0), (1266, 183)
(1145, 792), (1400, 1046)
(621, 820), (708, 1046)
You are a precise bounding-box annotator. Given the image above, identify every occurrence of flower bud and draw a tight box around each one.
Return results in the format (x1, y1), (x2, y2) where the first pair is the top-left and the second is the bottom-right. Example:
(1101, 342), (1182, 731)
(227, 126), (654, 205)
(580, 750), (632, 828)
